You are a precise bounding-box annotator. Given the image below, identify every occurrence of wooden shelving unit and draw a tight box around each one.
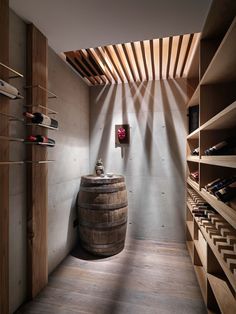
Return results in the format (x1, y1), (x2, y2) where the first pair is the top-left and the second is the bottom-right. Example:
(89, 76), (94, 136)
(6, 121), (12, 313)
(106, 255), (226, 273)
(186, 1), (236, 311)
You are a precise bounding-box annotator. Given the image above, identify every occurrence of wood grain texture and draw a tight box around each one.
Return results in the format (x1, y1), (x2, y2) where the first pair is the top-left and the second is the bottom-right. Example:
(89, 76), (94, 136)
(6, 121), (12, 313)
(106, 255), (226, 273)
(0, 0), (9, 313)
(26, 24), (48, 299)
(17, 239), (205, 314)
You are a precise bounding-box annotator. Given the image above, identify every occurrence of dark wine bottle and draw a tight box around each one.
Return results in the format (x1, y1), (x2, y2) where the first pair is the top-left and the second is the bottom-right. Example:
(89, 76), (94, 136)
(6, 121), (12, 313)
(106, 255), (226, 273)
(205, 178), (221, 191)
(210, 177), (236, 194)
(215, 183), (236, 202)
(24, 112), (58, 128)
(0, 79), (21, 99)
(191, 147), (199, 156)
(26, 135), (55, 146)
(190, 171), (199, 182)
(205, 137), (236, 156)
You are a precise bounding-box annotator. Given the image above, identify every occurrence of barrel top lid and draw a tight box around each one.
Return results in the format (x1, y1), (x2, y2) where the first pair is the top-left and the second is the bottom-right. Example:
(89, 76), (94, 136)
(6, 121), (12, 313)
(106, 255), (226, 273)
(81, 174), (125, 184)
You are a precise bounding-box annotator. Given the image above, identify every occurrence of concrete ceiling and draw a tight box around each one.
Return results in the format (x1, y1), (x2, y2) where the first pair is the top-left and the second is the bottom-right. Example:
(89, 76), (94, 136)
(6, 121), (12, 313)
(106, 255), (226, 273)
(10, 0), (212, 53)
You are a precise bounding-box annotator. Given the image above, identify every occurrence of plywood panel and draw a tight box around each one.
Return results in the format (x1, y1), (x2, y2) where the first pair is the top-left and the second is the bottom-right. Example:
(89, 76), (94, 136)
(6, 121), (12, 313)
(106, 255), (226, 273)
(0, 0), (9, 313)
(26, 24), (48, 298)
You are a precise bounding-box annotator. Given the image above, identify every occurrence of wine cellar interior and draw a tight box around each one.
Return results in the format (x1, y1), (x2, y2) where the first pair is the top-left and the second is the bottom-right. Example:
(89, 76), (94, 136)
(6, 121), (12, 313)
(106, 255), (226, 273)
(1, 0), (236, 313)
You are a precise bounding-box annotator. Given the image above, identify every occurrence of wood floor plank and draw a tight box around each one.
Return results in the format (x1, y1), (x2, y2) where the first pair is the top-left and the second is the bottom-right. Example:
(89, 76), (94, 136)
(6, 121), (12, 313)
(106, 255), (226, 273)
(17, 239), (205, 314)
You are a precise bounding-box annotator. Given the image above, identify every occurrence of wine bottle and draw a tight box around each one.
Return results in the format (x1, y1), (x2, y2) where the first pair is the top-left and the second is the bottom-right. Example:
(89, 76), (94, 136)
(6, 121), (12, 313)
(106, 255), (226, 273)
(215, 182), (236, 202)
(205, 178), (221, 191)
(191, 147), (199, 156)
(24, 112), (58, 128)
(205, 137), (236, 155)
(190, 171), (199, 182)
(0, 79), (21, 99)
(210, 177), (236, 194)
(26, 135), (55, 146)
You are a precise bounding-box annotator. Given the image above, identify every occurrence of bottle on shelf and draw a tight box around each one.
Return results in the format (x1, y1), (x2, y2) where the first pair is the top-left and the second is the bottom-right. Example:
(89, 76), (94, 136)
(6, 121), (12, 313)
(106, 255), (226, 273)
(215, 182), (236, 203)
(209, 177), (236, 194)
(0, 79), (21, 99)
(205, 178), (221, 191)
(26, 135), (55, 147)
(204, 137), (236, 156)
(191, 147), (199, 156)
(190, 171), (199, 182)
(24, 112), (58, 129)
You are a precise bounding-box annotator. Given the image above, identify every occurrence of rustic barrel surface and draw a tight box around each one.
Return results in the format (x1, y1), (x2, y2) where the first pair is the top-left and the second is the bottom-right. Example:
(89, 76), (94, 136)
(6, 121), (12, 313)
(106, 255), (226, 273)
(78, 175), (128, 256)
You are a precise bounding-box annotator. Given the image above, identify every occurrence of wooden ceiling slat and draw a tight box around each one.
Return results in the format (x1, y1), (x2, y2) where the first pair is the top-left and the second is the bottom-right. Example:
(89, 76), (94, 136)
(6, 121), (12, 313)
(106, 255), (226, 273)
(65, 51), (95, 85)
(121, 44), (137, 82)
(180, 33), (194, 77)
(113, 45), (131, 83)
(131, 42), (142, 81)
(166, 37), (173, 79)
(80, 49), (106, 84)
(173, 35), (183, 78)
(104, 46), (125, 83)
(150, 40), (155, 80)
(140, 41), (149, 81)
(86, 48), (113, 84)
(75, 51), (101, 85)
(159, 38), (163, 80)
(95, 47), (118, 83)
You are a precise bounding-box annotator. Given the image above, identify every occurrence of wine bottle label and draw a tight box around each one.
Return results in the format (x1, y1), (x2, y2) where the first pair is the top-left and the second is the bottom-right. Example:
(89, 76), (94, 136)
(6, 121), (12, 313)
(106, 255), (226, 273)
(41, 114), (51, 126)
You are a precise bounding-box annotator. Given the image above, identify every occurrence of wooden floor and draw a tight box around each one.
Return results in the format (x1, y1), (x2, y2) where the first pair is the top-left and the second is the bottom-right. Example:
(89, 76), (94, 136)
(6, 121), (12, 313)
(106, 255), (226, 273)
(17, 239), (206, 314)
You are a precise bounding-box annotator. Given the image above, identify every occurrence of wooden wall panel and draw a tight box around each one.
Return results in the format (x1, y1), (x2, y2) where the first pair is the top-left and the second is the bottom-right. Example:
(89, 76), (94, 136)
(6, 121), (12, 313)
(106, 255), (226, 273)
(26, 24), (48, 298)
(0, 0), (9, 313)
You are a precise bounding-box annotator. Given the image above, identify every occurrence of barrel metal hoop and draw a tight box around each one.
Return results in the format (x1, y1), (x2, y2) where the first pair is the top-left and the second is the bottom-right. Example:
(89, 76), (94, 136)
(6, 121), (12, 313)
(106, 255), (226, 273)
(79, 185), (126, 193)
(79, 219), (127, 229)
(78, 202), (128, 210)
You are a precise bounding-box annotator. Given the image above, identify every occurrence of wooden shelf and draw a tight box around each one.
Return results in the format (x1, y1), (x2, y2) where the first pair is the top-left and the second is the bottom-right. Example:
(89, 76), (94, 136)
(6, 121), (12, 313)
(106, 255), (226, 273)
(24, 85), (57, 99)
(187, 85), (199, 108)
(200, 101), (236, 131)
(194, 230), (207, 270)
(26, 123), (58, 130)
(24, 141), (55, 147)
(208, 274), (236, 314)
(0, 135), (24, 142)
(200, 189), (236, 230)
(0, 62), (23, 79)
(0, 161), (24, 165)
(201, 17), (236, 85)
(186, 240), (194, 262)
(186, 221), (194, 239)
(187, 128), (199, 139)
(200, 156), (236, 168)
(187, 177), (200, 191)
(0, 112), (24, 122)
(187, 156), (200, 163)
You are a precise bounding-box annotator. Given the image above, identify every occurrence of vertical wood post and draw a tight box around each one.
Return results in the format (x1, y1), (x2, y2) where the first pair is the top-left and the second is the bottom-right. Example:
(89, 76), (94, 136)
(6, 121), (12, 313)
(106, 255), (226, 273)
(0, 0), (9, 313)
(26, 24), (48, 298)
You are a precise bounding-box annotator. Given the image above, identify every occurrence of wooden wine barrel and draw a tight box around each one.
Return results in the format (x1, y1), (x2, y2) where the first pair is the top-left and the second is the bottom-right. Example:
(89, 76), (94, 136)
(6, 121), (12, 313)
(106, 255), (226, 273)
(78, 175), (128, 256)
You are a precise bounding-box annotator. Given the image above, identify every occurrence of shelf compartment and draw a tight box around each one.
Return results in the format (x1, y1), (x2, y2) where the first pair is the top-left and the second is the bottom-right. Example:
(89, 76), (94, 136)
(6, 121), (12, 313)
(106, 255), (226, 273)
(0, 62), (23, 79)
(194, 265), (207, 304)
(186, 240), (194, 263)
(208, 274), (236, 314)
(187, 177), (200, 192)
(25, 123), (58, 130)
(186, 221), (194, 239)
(194, 229), (207, 270)
(200, 101), (236, 131)
(201, 189), (236, 230)
(24, 85), (57, 99)
(24, 104), (57, 115)
(198, 223), (236, 292)
(201, 17), (236, 85)
(200, 156), (236, 168)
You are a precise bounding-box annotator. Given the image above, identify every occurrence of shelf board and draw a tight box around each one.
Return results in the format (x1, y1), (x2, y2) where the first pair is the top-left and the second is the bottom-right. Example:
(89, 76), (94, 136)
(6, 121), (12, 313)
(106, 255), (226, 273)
(200, 101), (236, 131)
(201, 189), (236, 230)
(0, 62), (23, 79)
(208, 273), (236, 314)
(26, 123), (58, 130)
(0, 161), (24, 165)
(187, 156), (200, 163)
(201, 17), (236, 85)
(187, 128), (199, 139)
(194, 265), (207, 305)
(187, 178), (200, 191)
(0, 135), (24, 142)
(24, 85), (57, 99)
(24, 141), (55, 147)
(200, 156), (236, 168)
(187, 84), (199, 108)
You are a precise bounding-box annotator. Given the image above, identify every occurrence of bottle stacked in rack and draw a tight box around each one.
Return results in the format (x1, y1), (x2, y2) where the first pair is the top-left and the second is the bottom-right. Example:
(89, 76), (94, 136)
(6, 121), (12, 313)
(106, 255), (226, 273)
(24, 112), (58, 129)
(204, 137), (236, 156)
(187, 188), (214, 220)
(25, 135), (55, 147)
(0, 79), (22, 99)
(190, 171), (199, 182)
(205, 177), (236, 204)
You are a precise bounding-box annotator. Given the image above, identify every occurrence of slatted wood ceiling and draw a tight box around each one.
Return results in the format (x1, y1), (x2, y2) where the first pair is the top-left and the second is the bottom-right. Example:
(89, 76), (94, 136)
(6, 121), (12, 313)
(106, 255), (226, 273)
(64, 33), (200, 86)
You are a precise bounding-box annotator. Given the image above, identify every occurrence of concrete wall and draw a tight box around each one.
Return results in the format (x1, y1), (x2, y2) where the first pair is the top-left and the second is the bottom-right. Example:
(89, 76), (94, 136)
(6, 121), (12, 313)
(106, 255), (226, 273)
(9, 11), (90, 313)
(90, 80), (188, 242)
(47, 48), (90, 273)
